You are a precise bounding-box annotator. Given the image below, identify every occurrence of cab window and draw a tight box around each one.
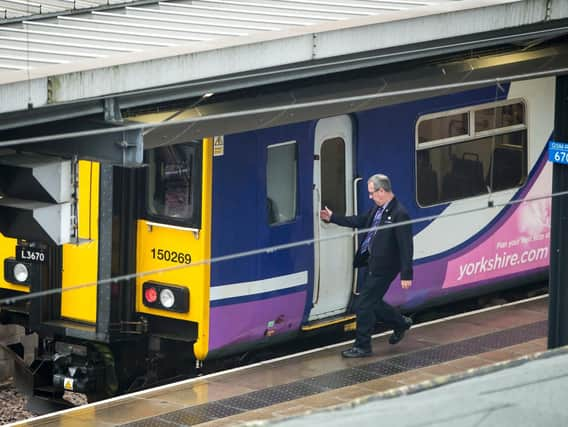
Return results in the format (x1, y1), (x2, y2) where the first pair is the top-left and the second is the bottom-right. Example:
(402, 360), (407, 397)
(146, 142), (202, 227)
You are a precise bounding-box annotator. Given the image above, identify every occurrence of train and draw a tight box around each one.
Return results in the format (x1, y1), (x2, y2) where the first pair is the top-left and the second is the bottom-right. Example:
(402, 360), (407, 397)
(0, 40), (561, 407)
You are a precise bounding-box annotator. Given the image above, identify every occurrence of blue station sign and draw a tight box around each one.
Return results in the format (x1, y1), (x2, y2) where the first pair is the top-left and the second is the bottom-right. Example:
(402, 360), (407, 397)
(549, 140), (568, 165)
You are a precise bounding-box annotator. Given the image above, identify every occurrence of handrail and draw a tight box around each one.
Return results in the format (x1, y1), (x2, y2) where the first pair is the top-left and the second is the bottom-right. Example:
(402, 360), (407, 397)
(351, 177), (363, 296)
(312, 186), (321, 304)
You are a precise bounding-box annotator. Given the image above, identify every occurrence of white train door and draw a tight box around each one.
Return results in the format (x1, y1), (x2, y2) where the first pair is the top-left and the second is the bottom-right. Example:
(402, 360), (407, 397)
(310, 115), (355, 320)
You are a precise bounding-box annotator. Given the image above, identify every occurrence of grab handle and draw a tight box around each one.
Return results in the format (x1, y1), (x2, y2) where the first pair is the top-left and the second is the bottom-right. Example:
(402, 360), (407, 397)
(351, 177), (363, 296)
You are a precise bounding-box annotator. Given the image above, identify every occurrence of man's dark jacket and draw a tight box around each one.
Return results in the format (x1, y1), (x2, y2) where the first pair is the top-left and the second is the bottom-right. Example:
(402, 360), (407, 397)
(329, 197), (413, 280)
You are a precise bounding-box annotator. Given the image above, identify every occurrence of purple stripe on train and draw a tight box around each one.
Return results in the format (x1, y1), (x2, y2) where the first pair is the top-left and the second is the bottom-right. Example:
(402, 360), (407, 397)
(209, 290), (307, 350)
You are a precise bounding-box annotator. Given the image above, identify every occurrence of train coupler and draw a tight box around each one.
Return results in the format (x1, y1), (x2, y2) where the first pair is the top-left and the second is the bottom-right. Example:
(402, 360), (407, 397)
(51, 341), (117, 399)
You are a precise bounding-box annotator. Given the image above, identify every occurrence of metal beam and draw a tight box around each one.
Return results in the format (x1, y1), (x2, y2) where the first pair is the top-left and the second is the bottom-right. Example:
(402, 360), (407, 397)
(1, 20), (568, 133)
(549, 74), (568, 349)
(0, 0), (563, 116)
(28, 128), (143, 165)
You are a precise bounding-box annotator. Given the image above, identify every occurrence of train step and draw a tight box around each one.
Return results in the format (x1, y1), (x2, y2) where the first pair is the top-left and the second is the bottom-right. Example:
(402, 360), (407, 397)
(301, 314), (356, 331)
(26, 392), (75, 415)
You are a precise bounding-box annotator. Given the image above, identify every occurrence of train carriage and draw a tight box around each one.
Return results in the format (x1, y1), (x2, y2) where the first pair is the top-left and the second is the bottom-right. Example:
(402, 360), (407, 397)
(202, 76), (553, 355)
(0, 40), (563, 406)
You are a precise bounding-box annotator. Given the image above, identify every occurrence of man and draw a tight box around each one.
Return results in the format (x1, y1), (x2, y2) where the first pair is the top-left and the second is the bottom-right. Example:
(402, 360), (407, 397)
(320, 174), (413, 358)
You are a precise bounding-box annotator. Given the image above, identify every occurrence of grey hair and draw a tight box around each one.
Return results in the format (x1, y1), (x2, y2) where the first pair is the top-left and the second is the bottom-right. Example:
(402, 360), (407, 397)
(368, 174), (392, 192)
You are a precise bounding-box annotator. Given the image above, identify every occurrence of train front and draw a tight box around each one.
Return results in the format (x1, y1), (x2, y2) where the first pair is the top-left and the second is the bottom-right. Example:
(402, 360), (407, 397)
(0, 139), (213, 405)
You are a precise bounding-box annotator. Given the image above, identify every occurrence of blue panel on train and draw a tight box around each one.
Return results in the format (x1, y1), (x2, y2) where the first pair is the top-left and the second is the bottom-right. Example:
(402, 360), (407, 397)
(210, 122), (314, 298)
(209, 84), (512, 288)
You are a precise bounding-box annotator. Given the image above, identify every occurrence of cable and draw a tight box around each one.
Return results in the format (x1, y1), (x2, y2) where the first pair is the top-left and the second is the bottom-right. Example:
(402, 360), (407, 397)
(1, 65), (568, 148)
(1, 187), (566, 306)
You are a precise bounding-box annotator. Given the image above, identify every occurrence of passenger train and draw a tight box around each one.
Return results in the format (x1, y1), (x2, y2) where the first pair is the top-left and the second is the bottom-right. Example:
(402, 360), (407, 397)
(0, 42), (560, 404)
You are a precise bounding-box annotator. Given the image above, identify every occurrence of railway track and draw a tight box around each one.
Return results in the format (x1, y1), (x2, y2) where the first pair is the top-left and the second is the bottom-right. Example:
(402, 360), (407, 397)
(0, 382), (33, 425)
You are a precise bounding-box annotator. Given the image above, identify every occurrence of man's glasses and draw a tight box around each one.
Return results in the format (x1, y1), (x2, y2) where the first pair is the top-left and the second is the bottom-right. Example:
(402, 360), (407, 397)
(368, 188), (383, 196)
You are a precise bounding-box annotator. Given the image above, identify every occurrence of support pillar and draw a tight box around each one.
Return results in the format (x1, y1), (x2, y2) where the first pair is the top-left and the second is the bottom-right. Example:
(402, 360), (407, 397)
(548, 74), (568, 349)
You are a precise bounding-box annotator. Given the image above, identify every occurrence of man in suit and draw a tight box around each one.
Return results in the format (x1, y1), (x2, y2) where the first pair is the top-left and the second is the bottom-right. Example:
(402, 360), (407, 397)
(320, 174), (413, 357)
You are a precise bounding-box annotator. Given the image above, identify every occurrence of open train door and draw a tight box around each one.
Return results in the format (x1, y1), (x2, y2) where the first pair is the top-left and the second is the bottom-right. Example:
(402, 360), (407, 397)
(310, 115), (355, 320)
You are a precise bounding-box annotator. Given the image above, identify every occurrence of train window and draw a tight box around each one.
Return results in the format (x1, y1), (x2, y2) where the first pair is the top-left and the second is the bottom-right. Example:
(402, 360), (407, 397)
(267, 141), (297, 225)
(487, 132), (527, 192)
(417, 112), (469, 143)
(416, 100), (527, 206)
(320, 137), (346, 216)
(146, 142), (202, 227)
(475, 103), (525, 132)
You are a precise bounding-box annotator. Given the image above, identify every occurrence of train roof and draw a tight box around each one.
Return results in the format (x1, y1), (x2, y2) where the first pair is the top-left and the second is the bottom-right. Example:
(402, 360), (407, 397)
(1, 0), (568, 159)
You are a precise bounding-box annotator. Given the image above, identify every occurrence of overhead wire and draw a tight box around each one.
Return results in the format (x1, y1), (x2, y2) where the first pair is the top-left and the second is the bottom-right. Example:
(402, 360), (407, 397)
(1, 187), (566, 306)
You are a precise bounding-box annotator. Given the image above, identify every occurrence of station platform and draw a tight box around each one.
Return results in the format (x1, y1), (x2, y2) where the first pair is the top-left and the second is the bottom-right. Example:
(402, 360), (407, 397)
(274, 344), (568, 427)
(11, 296), (551, 427)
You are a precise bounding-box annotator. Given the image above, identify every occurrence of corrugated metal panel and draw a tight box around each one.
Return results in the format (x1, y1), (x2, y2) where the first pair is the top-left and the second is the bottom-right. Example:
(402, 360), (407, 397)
(0, 0), (452, 72)
(0, 0), (142, 20)
(2, 0), (566, 117)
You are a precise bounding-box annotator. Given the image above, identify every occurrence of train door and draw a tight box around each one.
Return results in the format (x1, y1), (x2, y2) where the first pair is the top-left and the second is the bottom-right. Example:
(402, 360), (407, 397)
(61, 161), (100, 323)
(310, 115), (355, 320)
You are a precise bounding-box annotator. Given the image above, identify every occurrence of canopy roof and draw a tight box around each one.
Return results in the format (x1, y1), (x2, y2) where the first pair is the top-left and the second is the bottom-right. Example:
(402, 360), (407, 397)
(0, 1), (566, 112)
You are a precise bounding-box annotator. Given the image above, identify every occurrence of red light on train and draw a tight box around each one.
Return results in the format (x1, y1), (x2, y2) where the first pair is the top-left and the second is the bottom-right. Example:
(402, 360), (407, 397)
(144, 287), (158, 303)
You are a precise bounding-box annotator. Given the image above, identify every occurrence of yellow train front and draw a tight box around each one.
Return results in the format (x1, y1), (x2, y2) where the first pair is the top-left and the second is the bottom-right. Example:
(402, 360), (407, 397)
(0, 140), (216, 405)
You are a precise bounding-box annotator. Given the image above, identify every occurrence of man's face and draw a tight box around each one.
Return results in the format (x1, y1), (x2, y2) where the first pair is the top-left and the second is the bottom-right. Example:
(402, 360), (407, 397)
(368, 181), (386, 206)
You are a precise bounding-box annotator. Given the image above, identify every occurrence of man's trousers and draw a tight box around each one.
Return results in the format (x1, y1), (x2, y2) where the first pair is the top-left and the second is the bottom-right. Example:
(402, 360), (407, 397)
(354, 270), (407, 351)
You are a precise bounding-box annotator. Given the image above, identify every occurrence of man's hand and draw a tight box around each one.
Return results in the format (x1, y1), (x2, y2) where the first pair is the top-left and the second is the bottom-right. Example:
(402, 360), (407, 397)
(320, 206), (333, 222)
(401, 280), (412, 289)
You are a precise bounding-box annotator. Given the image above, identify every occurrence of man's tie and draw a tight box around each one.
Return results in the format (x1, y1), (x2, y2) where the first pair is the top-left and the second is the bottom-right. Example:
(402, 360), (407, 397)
(360, 206), (383, 254)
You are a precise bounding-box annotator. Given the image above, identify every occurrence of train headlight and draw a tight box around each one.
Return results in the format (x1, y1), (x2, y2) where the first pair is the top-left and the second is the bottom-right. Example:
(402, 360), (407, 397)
(4, 258), (33, 286)
(159, 289), (175, 308)
(13, 263), (29, 283)
(142, 281), (189, 313)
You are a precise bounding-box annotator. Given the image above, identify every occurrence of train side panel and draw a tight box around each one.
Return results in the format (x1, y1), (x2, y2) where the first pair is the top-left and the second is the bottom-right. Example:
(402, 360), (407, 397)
(206, 78), (554, 352)
(366, 78), (554, 309)
(411, 78), (553, 303)
(209, 123), (314, 351)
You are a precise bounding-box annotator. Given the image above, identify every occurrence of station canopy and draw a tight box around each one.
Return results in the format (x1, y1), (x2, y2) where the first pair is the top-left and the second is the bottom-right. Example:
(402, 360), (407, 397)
(0, 0), (568, 153)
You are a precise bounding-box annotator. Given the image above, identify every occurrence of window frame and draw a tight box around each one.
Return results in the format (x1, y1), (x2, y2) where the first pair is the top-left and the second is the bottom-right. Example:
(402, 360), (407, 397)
(143, 141), (203, 229)
(417, 111), (470, 145)
(415, 98), (528, 207)
(319, 136), (347, 217)
(266, 140), (299, 227)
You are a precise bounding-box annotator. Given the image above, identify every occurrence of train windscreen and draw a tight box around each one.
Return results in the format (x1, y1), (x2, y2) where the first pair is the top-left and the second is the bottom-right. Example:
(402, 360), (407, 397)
(145, 141), (202, 228)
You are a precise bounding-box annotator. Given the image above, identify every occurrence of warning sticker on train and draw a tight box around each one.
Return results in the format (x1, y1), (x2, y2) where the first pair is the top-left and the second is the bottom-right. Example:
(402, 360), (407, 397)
(64, 378), (74, 391)
(213, 136), (224, 157)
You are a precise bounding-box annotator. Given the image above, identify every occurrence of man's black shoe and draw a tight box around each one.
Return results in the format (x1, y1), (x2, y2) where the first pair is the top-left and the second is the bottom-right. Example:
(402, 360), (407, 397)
(389, 316), (413, 345)
(341, 347), (372, 358)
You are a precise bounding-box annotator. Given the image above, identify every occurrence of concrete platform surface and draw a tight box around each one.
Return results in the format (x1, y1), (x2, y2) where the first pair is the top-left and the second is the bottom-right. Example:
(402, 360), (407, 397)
(8, 296), (551, 427)
(270, 346), (568, 427)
